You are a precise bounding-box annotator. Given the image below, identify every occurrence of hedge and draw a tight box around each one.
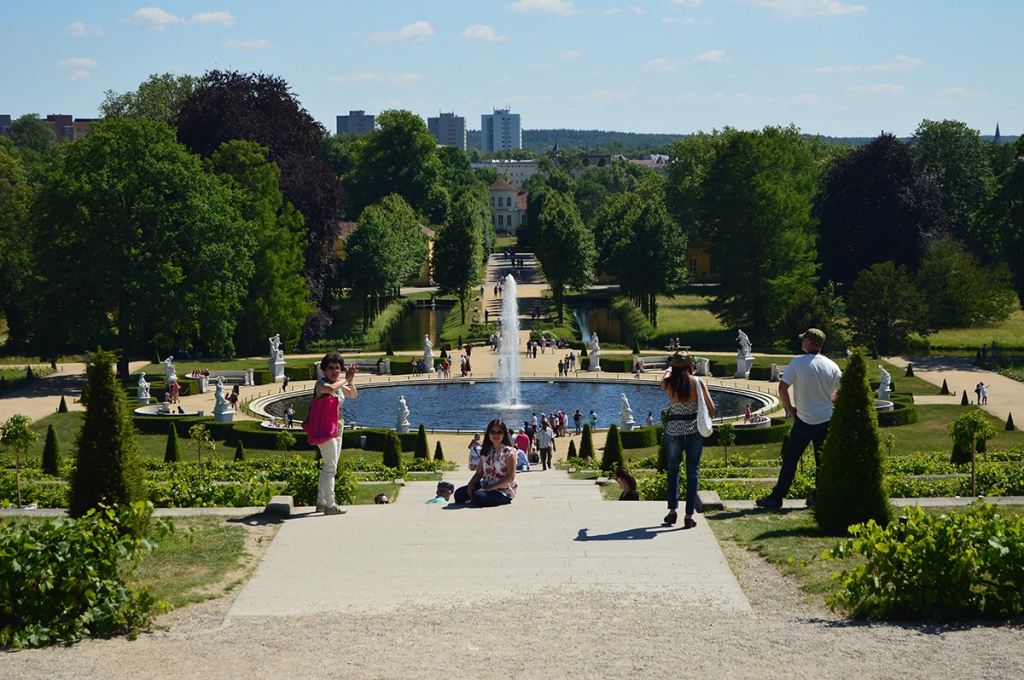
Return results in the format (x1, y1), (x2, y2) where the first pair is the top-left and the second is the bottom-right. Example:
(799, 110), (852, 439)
(706, 418), (792, 446)
(877, 398), (920, 428)
(620, 427), (660, 449)
(284, 364), (316, 381)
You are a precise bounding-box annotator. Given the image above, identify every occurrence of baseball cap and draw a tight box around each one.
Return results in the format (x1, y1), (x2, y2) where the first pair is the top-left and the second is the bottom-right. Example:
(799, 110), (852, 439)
(800, 328), (826, 346)
(436, 481), (455, 493)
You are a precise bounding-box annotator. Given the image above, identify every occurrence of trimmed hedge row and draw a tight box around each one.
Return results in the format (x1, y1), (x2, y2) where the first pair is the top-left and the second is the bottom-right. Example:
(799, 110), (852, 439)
(620, 427), (660, 448)
(877, 396), (920, 428)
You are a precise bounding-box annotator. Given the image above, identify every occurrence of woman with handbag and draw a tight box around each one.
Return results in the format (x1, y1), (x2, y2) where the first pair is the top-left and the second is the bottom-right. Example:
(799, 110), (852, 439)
(661, 353), (715, 529)
(304, 352), (358, 515)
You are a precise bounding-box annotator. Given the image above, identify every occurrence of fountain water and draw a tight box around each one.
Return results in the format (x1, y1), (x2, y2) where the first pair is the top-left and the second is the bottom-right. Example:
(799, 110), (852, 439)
(497, 273), (521, 406)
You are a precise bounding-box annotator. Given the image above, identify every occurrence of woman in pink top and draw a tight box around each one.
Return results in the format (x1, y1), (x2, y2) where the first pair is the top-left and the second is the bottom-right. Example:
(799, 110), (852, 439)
(454, 419), (517, 507)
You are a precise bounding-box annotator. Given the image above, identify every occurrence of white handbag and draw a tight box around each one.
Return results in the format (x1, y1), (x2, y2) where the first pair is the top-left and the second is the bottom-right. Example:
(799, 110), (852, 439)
(695, 377), (714, 437)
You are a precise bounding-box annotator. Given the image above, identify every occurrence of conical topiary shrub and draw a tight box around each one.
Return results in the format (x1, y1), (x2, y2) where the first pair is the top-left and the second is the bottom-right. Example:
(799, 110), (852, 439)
(433, 441), (444, 461)
(1007, 413), (1015, 431)
(234, 440), (246, 462)
(579, 424), (595, 462)
(905, 363), (915, 377)
(580, 345), (588, 358)
(601, 424), (626, 472)
(164, 422), (181, 463)
(961, 391), (969, 406)
(632, 339), (641, 355)
(42, 423), (61, 476)
(940, 379), (950, 395)
(69, 349), (145, 518)
(58, 394), (69, 413)
(26, 365), (34, 380)
(385, 341), (395, 356)
(414, 423), (429, 459)
(814, 349), (892, 536)
(383, 430), (403, 470)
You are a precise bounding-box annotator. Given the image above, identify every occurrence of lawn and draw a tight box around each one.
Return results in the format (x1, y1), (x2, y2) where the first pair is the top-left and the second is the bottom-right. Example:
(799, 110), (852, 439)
(922, 307), (1024, 351)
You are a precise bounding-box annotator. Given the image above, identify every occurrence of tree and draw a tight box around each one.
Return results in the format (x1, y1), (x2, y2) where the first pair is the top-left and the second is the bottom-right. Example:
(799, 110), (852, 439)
(536, 191), (596, 324)
(601, 424), (626, 472)
(164, 423), (181, 463)
(716, 422), (736, 465)
(1, 414), (38, 508)
(100, 72), (201, 124)
(0, 146), (33, 350)
(579, 423), (595, 462)
(780, 283), (849, 353)
(174, 70), (345, 344)
(847, 262), (929, 355)
(414, 424), (429, 460)
(382, 430), (403, 470)
(975, 135), (1024, 306)
(41, 423), (61, 476)
(700, 127), (820, 330)
(69, 350), (145, 517)
(206, 140), (313, 355)
(433, 194), (484, 323)
(816, 133), (948, 288)
(433, 441), (445, 461)
(234, 440), (246, 461)
(665, 129), (730, 239)
(911, 119), (996, 260)
(8, 114), (55, 155)
(915, 236), (1017, 328)
(344, 109), (449, 223)
(189, 424), (216, 476)
(814, 350), (891, 536)
(30, 118), (250, 378)
(948, 409), (997, 496)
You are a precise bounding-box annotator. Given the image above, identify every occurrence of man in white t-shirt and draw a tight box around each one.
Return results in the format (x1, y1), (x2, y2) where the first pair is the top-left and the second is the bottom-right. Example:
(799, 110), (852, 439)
(756, 328), (842, 509)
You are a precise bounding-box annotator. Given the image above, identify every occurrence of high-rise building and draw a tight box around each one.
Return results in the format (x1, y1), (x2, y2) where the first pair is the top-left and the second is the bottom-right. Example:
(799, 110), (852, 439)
(428, 111), (466, 150)
(336, 110), (375, 136)
(480, 107), (521, 153)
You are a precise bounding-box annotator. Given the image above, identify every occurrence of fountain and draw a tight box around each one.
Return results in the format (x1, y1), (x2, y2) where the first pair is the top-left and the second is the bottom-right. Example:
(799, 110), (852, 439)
(497, 273), (521, 406)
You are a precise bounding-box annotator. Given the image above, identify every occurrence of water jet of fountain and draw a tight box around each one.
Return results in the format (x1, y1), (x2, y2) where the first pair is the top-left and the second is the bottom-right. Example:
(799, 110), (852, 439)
(497, 274), (521, 406)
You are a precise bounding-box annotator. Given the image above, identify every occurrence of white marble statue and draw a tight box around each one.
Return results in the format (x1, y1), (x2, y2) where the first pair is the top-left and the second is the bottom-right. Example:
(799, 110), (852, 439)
(137, 373), (150, 402)
(396, 395), (411, 433)
(737, 330), (752, 358)
(163, 356), (177, 383)
(619, 392), (635, 430)
(423, 335), (434, 359)
(213, 376), (231, 413)
(878, 365), (892, 397)
(589, 333), (601, 353)
(269, 333), (283, 361)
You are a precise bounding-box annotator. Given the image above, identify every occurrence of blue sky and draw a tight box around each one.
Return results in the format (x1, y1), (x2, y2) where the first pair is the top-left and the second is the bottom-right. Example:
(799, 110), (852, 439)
(2, 1), (1020, 138)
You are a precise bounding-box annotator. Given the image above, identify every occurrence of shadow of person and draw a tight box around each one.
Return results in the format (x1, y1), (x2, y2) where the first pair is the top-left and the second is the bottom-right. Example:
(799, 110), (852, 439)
(575, 525), (681, 541)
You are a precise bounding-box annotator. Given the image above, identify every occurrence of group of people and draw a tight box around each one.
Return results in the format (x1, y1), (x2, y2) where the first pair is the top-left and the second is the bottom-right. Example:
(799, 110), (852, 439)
(975, 381), (990, 405)
(666, 338), (685, 351)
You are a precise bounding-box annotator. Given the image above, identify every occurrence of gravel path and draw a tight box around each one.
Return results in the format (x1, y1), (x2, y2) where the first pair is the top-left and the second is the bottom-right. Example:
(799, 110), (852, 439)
(5, 526), (1022, 679)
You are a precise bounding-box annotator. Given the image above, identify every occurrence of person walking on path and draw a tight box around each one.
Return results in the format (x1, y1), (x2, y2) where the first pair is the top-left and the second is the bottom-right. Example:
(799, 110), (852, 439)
(756, 329), (841, 510)
(535, 419), (555, 470)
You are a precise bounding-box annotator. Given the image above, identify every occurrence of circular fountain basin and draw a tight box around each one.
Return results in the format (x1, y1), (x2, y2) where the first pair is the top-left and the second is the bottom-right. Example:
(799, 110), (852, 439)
(251, 379), (776, 432)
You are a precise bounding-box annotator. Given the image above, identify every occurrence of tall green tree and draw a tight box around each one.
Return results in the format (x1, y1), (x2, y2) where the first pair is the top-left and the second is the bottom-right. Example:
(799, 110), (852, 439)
(911, 119), (996, 261)
(816, 133), (948, 288)
(7, 114), (59, 184)
(344, 110), (449, 223)
(536, 191), (596, 324)
(915, 236), (1016, 328)
(41, 423), (61, 476)
(0, 147), (33, 350)
(975, 135), (1024, 307)
(206, 140), (313, 355)
(100, 72), (200, 124)
(665, 129), (731, 239)
(30, 118), (249, 378)
(700, 127), (819, 331)
(780, 283), (849, 352)
(433, 194), (484, 323)
(1, 414), (38, 508)
(847, 262), (929, 355)
(69, 350), (145, 517)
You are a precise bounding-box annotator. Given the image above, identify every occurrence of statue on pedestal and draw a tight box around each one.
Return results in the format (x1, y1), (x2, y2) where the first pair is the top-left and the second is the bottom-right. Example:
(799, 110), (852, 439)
(396, 395), (410, 433)
(213, 376), (232, 414)
(737, 330), (752, 359)
(423, 335), (434, 360)
(619, 393), (635, 430)
(878, 365), (892, 397)
(137, 374), (150, 402)
(588, 333), (602, 372)
(163, 356), (177, 383)
(269, 334), (283, 361)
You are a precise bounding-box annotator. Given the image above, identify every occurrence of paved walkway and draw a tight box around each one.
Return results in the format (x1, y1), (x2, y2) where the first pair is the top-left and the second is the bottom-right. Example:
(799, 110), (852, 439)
(889, 355), (1021, 425)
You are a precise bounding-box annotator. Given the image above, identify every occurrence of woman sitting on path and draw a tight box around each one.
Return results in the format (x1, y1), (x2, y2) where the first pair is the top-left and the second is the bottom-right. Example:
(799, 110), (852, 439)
(616, 468), (639, 501)
(454, 419), (518, 507)
(661, 352), (715, 529)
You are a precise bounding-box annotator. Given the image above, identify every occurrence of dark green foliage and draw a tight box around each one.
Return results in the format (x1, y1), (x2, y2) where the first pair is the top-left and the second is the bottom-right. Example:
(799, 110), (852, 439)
(58, 395), (68, 413)
(579, 424), (595, 461)
(41, 424), (61, 476)
(632, 339), (641, 354)
(848, 262), (929, 355)
(566, 440), (577, 459)
(25, 365), (34, 380)
(601, 424), (626, 472)
(940, 379), (950, 395)
(386, 341), (395, 356)
(1007, 413), (1016, 431)
(433, 441), (444, 461)
(70, 350), (146, 518)
(382, 430), (403, 469)
(951, 438), (972, 466)
(414, 424), (429, 459)
(961, 391), (970, 406)
(0, 502), (168, 648)
(164, 423), (181, 463)
(580, 345), (588, 358)
(234, 440), (245, 462)
(275, 430), (296, 451)
(905, 363), (915, 377)
(815, 350), (892, 536)
(619, 427), (660, 448)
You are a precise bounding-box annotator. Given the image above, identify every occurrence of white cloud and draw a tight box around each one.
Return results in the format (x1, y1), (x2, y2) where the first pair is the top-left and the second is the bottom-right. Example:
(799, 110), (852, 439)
(69, 70), (92, 81)
(66, 21), (103, 37)
(126, 7), (186, 31)
(329, 72), (422, 84)
(559, 50), (581, 59)
(845, 83), (905, 95)
(670, 0), (702, 6)
(461, 24), (509, 41)
(932, 87), (986, 105)
(191, 11), (236, 26)
(505, 0), (576, 16)
(868, 54), (923, 71)
(693, 50), (726, 64)
(745, 0), (867, 18)
(224, 38), (273, 49)
(570, 89), (635, 102)
(59, 56), (99, 69)
(642, 58), (682, 73)
(369, 21), (434, 42)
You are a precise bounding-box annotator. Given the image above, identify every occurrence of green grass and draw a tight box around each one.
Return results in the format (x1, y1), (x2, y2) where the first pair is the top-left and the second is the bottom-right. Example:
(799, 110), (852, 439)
(921, 307), (1024, 351)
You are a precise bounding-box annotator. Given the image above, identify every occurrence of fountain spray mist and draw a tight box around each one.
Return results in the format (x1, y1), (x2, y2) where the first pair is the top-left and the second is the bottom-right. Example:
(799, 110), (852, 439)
(497, 274), (521, 406)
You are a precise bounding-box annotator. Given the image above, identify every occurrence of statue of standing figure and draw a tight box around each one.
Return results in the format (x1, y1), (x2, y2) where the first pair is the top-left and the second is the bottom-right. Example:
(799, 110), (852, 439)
(737, 330), (752, 359)
(137, 373), (150, 402)
(619, 392), (635, 430)
(396, 395), (411, 433)
(213, 376), (231, 413)
(269, 334), (283, 361)
(163, 356), (177, 383)
(423, 334), (434, 360)
(878, 365), (892, 396)
(589, 333), (601, 354)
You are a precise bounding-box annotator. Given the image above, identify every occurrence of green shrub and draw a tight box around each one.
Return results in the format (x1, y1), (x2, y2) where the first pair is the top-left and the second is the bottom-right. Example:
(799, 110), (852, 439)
(0, 502), (170, 648)
(382, 431), (403, 470)
(414, 424), (429, 459)
(275, 430), (296, 451)
(601, 424), (626, 472)
(815, 350), (891, 536)
(433, 441), (444, 461)
(41, 424), (61, 476)
(164, 423), (181, 464)
(619, 427), (660, 449)
(566, 440), (577, 459)
(234, 441), (245, 462)
(827, 502), (1024, 620)
(58, 395), (69, 413)
(386, 341), (395, 356)
(284, 365), (314, 381)
(146, 468), (276, 508)
(579, 424), (595, 462)
(876, 401), (920, 428)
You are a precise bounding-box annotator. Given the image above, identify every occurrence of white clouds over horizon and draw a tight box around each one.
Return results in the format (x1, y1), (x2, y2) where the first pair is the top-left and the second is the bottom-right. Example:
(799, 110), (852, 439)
(506, 0), (576, 16)
(369, 21), (434, 42)
(806, 54), (923, 75)
(693, 50), (726, 64)
(59, 56), (98, 81)
(746, 0), (867, 18)
(126, 7), (186, 31)
(461, 24), (509, 41)
(191, 11), (236, 27)
(66, 21), (103, 37)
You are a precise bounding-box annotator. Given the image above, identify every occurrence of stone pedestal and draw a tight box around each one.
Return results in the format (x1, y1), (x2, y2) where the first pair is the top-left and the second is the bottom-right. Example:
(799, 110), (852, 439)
(270, 359), (285, 383)
(136, 395), (150, 405)
(877, 386), (891, 400)
(196, 375), (208, 393)
(695, 358), (710, 376)
(396, 421), (410, 434)
(245, 368), (255, 386)
(770, 363), (789, 382)
(619, 413), (635, 431)
(589, 351), (601, 372)
(735, 356), (753, 379)
(214, 409), (235, 423)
